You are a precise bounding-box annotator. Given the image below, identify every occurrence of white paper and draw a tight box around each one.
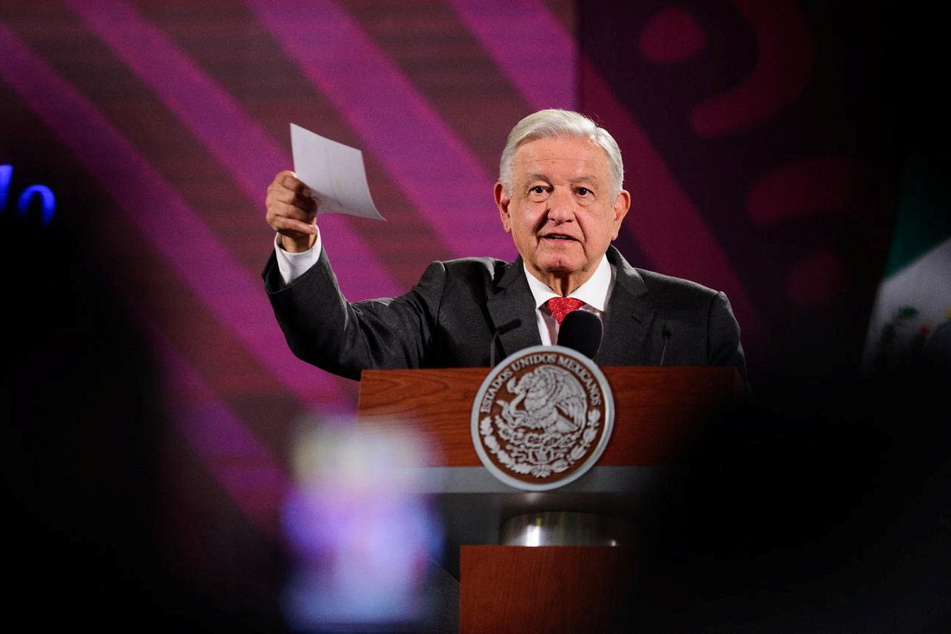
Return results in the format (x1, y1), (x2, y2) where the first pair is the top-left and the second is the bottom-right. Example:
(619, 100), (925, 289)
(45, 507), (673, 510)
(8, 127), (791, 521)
(290, 123), (385, 221)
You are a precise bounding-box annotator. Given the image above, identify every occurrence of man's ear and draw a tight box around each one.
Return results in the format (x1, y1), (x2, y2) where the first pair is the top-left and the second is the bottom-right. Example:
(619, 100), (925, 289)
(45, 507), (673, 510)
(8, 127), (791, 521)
(494, 181), (512, 233)
(611, 189), (631, 239)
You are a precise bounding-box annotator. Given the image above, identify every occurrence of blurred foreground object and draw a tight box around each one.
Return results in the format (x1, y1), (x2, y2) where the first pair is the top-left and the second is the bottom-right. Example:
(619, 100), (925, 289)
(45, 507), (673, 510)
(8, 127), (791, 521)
(280, 419), (444, 632)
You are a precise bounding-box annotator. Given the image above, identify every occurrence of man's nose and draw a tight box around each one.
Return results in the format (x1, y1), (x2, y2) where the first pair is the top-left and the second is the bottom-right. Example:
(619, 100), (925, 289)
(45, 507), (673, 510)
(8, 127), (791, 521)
(546, 188), (575, 223)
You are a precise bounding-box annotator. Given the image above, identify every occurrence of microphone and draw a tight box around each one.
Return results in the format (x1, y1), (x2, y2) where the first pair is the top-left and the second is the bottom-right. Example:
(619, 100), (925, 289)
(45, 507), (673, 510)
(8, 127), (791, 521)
(557, 310), (603, 360)
(660, 322), (672, 366)
(489, 319), (522, 366)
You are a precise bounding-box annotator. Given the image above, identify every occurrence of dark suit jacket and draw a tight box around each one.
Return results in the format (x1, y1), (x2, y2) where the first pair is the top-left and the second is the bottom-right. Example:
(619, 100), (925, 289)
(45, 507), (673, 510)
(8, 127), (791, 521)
(263, 245), (748, 384)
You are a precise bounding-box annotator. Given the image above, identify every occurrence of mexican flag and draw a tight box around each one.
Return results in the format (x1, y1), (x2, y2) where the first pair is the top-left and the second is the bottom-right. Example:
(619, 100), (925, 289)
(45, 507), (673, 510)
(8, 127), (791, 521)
(862, 149), (951, 375)
(862, 148), (951, 374)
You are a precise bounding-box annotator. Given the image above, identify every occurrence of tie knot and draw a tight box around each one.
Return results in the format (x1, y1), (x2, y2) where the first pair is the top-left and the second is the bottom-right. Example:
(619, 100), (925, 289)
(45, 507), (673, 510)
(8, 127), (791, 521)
(546, 297), (585, 324)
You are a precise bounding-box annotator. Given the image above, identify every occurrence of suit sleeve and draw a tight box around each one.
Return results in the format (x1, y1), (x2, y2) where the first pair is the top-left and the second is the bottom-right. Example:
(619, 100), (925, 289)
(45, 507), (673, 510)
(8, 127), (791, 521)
(263, 247), (447, 380)
(707, 291), (749, 387)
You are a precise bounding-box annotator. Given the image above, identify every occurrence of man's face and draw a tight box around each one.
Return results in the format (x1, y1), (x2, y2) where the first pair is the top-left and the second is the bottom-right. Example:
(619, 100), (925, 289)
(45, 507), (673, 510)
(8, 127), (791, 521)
(495, 136), (630, 295)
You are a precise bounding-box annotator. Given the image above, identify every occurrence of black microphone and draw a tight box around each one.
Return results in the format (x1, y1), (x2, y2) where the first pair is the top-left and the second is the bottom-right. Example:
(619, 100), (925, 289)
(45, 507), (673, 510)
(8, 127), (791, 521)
(660, 322), (672, 366)
(557, 310), (603, 360)
(489, 319), (522, 366)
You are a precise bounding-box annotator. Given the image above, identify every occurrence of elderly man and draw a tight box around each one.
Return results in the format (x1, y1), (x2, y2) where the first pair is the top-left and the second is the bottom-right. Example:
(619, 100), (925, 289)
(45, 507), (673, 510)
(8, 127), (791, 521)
(263, 109), (747, 384)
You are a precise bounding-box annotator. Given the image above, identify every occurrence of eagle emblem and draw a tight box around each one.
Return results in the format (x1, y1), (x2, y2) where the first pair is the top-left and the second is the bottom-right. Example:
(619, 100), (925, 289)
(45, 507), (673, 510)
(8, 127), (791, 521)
(499, 365), (586, 435)
(471, 346), (614, 491)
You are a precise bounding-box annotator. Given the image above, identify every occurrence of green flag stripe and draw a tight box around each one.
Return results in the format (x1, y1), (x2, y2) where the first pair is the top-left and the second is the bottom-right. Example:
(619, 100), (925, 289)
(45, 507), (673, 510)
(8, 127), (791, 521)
(884, 150), (951, 277)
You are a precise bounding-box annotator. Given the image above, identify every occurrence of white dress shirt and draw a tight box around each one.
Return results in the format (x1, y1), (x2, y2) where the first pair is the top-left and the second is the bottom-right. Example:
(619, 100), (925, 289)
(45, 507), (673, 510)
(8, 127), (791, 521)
(274, 231), (322, 285)
(522, 256), (614, 345)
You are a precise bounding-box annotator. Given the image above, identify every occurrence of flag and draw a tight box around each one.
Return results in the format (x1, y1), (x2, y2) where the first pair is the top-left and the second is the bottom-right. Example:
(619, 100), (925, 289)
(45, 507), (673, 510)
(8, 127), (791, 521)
(862, 149), (951, 375)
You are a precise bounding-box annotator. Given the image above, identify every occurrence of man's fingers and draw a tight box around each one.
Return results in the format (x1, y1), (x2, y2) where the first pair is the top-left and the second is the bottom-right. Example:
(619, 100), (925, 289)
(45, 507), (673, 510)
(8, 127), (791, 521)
(293, 189), (318, 214)
(277, 171), (314, 200)
(273, 214), (317, 236)
(267, 202), (315, 226)
(277, 170), (301, 190)
(273, 188), (317, 213)
(268, 176), (317, 214)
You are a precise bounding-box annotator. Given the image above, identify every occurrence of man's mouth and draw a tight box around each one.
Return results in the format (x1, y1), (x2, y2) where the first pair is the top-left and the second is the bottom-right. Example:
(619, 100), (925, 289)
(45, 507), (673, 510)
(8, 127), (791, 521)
(541, 234), (576, 242)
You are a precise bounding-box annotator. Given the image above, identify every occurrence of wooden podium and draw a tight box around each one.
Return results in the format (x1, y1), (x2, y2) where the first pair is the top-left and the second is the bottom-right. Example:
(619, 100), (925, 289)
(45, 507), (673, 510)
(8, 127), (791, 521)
(357, 366), (743, 632)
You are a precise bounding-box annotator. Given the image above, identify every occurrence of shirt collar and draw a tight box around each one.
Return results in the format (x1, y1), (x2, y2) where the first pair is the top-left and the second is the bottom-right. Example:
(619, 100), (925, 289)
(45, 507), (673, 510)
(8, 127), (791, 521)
(523, 255), (614, 311)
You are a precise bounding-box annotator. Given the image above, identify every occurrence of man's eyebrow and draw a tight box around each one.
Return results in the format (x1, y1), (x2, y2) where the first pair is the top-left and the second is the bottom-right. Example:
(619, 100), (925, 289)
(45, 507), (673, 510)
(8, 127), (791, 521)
(523, 172), (552, 184)
(522, 173), (600, 185)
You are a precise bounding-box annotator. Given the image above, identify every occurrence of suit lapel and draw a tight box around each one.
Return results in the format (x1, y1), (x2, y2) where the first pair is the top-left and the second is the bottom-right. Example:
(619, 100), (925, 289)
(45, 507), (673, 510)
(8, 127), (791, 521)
(599, 246), (653, 365)
(487, 258), (541, 361)
(485, 248), (654, 365)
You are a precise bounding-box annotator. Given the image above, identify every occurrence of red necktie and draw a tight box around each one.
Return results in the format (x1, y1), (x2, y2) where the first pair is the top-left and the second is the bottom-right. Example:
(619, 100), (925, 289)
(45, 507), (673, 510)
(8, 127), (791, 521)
(546, 297), (585, 324)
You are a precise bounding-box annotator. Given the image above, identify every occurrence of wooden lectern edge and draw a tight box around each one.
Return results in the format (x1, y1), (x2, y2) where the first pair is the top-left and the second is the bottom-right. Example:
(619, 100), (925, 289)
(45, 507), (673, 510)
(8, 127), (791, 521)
(356, 365), (743, 468)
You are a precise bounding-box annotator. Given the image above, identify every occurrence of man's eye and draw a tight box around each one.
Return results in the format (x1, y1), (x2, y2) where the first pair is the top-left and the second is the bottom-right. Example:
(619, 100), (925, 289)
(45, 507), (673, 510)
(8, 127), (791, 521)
(576, 187), (592, 196)
(527, 186), (549, 201)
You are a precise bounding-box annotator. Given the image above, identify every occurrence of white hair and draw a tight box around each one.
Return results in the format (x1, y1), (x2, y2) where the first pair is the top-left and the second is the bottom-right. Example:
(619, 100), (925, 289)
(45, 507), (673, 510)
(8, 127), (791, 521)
(499, 109), (624, 196)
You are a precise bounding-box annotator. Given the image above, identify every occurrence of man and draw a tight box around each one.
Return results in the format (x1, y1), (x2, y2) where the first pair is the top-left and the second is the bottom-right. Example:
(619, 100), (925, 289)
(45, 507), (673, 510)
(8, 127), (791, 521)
(263, 109), (747, 384)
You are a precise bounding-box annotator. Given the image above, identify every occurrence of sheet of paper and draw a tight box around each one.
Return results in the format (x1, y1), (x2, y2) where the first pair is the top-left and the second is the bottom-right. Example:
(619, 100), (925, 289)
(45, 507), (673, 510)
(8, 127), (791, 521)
(290, 123), (385, 220)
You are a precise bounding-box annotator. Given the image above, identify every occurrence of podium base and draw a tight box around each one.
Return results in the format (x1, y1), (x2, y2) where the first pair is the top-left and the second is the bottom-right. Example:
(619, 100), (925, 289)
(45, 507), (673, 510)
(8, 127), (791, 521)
(460, 545), (638, 632)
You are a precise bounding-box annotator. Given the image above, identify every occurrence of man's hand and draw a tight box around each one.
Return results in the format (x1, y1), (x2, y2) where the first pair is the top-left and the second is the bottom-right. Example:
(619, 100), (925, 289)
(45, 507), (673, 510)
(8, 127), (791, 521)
(266, 170), (318, 253)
